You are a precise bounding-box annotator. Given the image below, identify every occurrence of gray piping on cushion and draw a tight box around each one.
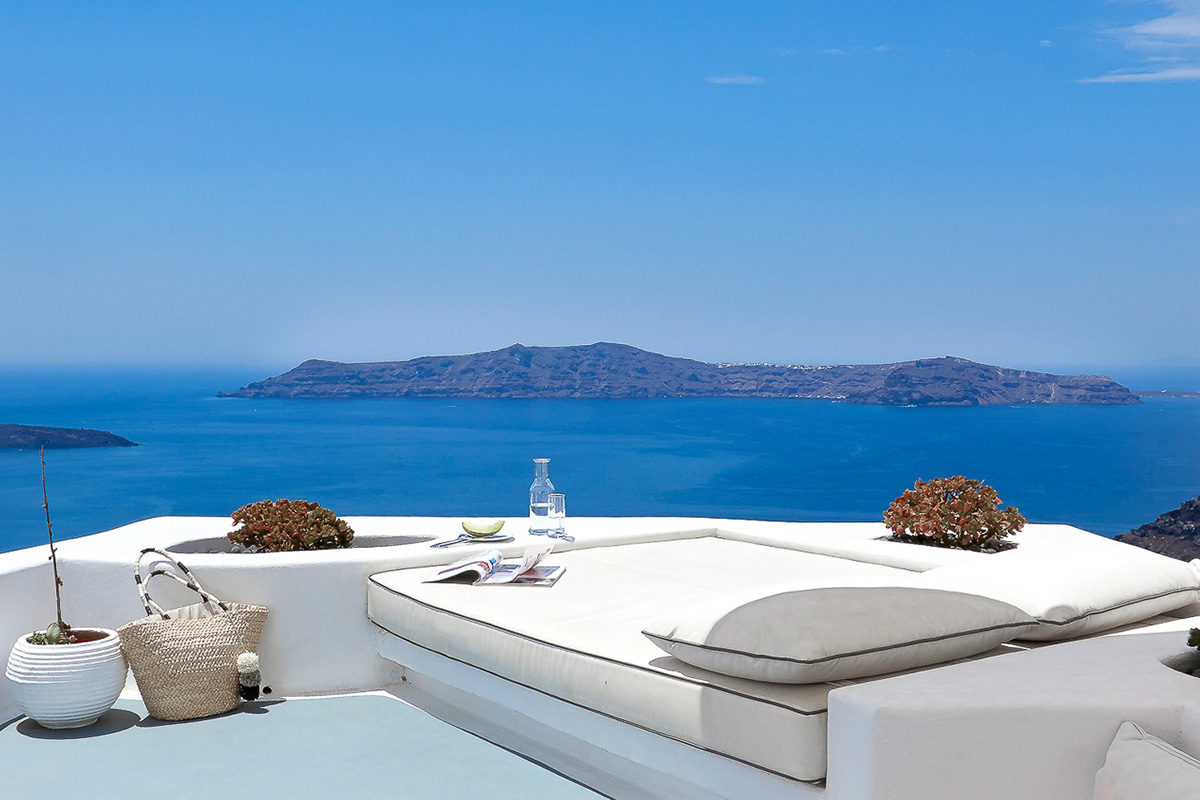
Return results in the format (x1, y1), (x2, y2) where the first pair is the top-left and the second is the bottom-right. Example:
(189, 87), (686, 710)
(369, 615), (827, 785)
(643, 619), (1034, 665)
(367, 575), (827, 715)
(1029, 586), (1200, 628)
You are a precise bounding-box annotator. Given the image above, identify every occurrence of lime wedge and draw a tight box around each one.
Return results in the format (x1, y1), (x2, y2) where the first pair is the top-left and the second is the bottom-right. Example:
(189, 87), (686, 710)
(462, 519), (506, 537)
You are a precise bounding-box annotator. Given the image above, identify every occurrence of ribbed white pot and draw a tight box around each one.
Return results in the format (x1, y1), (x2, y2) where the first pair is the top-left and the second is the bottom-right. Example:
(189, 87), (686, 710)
(5, 628), (128, 729)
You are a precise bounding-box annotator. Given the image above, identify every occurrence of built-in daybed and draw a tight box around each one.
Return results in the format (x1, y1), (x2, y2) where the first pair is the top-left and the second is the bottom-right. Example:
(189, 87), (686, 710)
(367, 523), (1200, 795)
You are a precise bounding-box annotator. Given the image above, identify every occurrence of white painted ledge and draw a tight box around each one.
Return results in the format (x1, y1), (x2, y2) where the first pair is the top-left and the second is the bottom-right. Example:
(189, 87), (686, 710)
(825, 630), (1200, 800)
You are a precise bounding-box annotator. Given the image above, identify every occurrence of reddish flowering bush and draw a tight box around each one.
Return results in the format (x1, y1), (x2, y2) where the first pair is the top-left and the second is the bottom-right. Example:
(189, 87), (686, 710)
(227, 499), (354, 552)
(883, 476), (1026, 550)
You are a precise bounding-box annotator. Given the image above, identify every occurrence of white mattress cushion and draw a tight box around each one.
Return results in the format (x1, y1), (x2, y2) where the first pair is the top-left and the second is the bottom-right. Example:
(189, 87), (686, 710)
(916, 550), (1200, 641)
(642, 583), (1036, 683)
(368, 537), (928, 782)
(1094, 721), (1200, 800)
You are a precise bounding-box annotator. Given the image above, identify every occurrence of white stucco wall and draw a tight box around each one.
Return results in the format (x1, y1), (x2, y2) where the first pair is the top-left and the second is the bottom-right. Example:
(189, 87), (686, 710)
(825, 630), (1200, 800)
(0, 548), (57, 723)
(2, 515), (719, 719)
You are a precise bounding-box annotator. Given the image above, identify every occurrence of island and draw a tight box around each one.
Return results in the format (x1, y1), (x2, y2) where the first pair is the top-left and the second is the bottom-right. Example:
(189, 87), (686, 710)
(1132, 390), (1200, 399)
(1116, 497), (1200, 562)
(0, 424), (139, 450)
(218, 343), (1140, 406)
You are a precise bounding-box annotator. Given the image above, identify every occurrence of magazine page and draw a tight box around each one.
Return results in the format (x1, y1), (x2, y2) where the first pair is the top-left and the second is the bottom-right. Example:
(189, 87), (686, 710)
(426, 548), (504, 584)
(478, 542), (556, 585)
(496, 564), (565, 587)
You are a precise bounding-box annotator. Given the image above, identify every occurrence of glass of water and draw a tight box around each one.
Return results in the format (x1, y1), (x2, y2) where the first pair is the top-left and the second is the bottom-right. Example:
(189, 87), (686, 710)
(548, 493), (566, 538)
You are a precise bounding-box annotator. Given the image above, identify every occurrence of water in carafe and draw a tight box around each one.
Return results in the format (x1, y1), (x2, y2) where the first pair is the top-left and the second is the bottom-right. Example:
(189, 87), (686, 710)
(529, 458), (554, 534)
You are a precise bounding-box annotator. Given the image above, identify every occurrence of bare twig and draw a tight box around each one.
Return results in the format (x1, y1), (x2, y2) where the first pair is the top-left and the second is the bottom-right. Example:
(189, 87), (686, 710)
(40, 447), (68, 632)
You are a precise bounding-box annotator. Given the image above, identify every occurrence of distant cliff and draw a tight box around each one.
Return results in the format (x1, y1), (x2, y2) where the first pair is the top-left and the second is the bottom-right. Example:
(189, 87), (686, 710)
(0, 424), (139, 450)
(1117, 497), (1200, 561)
(218, 343), (1140, 406)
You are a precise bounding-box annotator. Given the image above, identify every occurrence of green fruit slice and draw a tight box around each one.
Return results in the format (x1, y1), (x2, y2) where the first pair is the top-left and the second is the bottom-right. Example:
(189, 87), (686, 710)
(462, 519), (506, 537)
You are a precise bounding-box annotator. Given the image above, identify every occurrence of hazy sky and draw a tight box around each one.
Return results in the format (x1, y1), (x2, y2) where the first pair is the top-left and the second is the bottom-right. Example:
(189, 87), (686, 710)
(2, 1), (1197, 371)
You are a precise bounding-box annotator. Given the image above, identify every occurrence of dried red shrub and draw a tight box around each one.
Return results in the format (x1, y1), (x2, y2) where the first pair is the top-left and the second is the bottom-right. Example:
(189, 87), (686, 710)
(227, 499), (354, 552)
(883, 476), (1026, 550)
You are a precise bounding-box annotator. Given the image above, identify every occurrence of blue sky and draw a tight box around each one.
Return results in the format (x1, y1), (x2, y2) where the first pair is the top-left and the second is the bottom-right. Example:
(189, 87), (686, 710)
(1, 1), (1197, 371)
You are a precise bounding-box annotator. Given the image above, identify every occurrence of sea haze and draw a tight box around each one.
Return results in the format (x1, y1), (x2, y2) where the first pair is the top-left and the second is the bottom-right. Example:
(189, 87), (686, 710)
(1, 368), (1198, 553)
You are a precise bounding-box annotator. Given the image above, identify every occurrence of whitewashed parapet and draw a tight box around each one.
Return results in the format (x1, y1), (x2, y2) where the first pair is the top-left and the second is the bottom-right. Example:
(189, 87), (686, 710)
(825, 629), (1200, 800)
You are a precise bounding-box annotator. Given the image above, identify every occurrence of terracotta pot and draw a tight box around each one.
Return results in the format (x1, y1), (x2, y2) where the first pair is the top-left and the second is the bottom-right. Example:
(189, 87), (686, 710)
(5, 628), (128, 728)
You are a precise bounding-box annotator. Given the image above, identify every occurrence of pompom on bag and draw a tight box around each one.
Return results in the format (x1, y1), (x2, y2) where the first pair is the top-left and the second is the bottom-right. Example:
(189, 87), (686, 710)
(117, 548), (268, 721)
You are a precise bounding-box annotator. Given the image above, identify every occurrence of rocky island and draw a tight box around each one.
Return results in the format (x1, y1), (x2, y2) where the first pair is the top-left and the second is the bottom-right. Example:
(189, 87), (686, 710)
(1117, 497), (1200, 561)
(1133, 390), (1200, 399)
(219, 343), (1139, 406)
(0, 424), (139, 450)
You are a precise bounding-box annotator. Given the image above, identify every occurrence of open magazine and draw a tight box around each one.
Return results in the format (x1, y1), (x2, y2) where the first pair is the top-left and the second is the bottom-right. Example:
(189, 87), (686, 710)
(426, 542), (565, 587)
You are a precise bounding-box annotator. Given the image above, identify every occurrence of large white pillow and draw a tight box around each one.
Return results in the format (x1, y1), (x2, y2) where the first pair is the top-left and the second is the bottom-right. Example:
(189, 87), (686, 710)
(1094, 721), (1200, 800)
(642, 584), (1036, 684)
(916, 554), (1200, 641)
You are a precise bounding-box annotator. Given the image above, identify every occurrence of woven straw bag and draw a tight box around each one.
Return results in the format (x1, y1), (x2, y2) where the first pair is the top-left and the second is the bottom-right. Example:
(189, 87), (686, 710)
(117, 548), (269, 721)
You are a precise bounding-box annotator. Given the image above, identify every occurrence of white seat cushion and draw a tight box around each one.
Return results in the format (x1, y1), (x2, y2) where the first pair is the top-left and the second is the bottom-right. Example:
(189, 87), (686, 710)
(368, 537), (928, 782)
(916, 550), (1200, 640)
(1094, 721), (1200, 800)
(643, 584), (1035, 683)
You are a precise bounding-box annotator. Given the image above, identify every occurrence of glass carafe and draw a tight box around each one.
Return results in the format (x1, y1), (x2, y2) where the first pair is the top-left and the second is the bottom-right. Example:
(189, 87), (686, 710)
(528, 458), (554, 534)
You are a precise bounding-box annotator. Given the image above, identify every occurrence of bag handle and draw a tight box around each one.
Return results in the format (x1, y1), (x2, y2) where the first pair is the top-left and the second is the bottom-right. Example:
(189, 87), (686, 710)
(134, 547), (231, 619)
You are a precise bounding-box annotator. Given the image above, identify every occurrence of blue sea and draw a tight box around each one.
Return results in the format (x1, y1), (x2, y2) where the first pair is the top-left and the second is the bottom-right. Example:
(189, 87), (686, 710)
(2, 366), (1199, 554)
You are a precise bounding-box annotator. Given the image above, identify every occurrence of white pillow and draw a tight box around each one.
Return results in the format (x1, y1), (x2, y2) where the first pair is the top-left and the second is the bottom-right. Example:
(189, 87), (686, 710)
(642, 584), (1035, 683)
(1094, 721), (1200, 800)
(916, 554), (1200, 641)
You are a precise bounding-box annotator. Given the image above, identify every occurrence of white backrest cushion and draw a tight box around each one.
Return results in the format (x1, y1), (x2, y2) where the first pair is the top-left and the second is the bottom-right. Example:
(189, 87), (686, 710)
(642, 581), (1035, 683)
(1094, 721), (1200, 800)
(916, 553), (1200, 641)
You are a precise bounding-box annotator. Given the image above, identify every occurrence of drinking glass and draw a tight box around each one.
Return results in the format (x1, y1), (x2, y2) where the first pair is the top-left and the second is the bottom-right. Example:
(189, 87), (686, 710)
(548, 493), (566, 537)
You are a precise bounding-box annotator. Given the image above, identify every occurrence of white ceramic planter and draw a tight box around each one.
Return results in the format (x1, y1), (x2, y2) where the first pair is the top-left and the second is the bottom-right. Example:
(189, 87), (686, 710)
(5, 628), (128, 728)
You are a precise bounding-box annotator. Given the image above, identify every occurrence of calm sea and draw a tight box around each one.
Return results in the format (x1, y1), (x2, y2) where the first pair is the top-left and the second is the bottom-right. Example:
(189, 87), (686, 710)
(1, 366), (1199, 554)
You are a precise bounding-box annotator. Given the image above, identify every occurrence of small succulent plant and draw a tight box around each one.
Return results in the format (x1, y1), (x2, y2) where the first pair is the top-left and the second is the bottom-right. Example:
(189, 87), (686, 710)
(29, 449), (75, 644)
(884, 475), (1026, 551)
(26, 623), (80, 646)
(227, 499), (355, 552)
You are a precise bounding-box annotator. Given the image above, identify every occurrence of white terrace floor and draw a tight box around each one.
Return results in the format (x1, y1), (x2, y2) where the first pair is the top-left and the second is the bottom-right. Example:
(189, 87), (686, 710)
(0, 692), (605, 800)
